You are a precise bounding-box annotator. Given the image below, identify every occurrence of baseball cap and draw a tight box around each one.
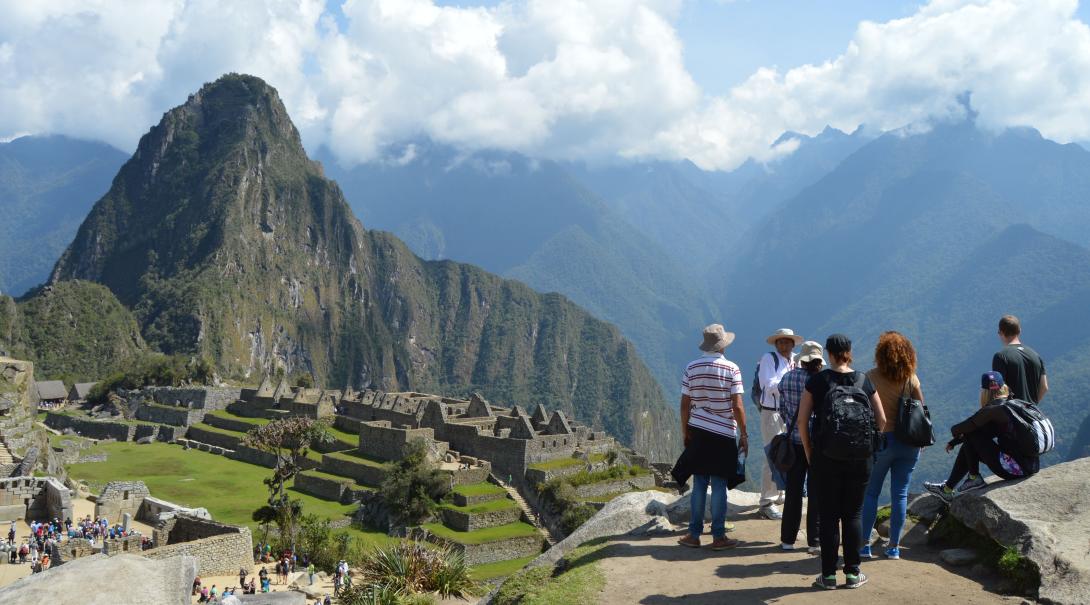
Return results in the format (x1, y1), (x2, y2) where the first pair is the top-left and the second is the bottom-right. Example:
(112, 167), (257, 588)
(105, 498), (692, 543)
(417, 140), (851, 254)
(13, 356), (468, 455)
(825, 333), (852, 355)
(981, 371), (1005, 390)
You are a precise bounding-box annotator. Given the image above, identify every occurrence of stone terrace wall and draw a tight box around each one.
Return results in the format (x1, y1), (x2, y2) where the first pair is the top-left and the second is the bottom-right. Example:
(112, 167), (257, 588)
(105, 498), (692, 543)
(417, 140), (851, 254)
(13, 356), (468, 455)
(45, 413), (133, 441)
(571, 474), (655, 499)
(439, 504), (522, 532)
(144, 526), (253, 575)
(144, 387), (242, 411)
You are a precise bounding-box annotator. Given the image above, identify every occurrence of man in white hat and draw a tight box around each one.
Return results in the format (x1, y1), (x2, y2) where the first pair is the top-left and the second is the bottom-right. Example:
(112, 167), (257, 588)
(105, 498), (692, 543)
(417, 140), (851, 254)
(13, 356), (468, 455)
(677, 324), (749, 550)
(754, 328), (804, 520)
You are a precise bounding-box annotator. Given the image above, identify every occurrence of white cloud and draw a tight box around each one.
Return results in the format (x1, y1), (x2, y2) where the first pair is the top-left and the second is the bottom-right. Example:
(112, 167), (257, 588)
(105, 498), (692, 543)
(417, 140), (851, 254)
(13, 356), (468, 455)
(2, 0), (1090, 170)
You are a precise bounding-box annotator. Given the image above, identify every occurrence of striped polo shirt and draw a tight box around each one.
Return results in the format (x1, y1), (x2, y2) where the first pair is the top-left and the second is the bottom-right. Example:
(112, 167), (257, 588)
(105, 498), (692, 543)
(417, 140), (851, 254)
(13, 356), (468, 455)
(682, 352), (745, 438)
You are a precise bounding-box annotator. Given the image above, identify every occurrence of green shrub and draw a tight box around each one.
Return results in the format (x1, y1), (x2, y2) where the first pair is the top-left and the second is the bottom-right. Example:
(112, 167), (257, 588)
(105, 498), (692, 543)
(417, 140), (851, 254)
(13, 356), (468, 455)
(337, 583), (436, 605)
(356, 541), (477, 599)
(874, 505), (892, 527)
(87, 353), (214, 404)
(560, 504), (597, 535)
(379, 439), (449, 526)
(997, 547), (1040, 595)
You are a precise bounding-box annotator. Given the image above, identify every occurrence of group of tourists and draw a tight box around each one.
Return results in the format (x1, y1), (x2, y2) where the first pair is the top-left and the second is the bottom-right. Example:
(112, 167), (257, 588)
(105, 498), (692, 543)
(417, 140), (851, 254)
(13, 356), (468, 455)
(1, 513), (146, 575)
(672, 315), (1051, 590)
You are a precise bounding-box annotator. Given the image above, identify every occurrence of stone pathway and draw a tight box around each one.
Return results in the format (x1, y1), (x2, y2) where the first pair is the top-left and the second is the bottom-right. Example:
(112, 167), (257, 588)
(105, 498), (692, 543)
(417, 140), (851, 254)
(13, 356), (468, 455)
(591, 512), (1024, 605)
(494, 478), (558, 546)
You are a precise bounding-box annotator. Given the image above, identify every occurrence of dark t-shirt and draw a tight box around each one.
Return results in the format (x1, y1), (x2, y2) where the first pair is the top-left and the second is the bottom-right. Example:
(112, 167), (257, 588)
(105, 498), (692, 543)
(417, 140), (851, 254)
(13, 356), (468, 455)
(805, 369), (877, 433)
(992, 344), (1046, 403)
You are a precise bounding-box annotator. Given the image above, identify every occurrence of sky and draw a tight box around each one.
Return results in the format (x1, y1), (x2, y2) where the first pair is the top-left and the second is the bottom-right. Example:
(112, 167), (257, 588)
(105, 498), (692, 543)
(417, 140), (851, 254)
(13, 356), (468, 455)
(3, 0), (1090, 170)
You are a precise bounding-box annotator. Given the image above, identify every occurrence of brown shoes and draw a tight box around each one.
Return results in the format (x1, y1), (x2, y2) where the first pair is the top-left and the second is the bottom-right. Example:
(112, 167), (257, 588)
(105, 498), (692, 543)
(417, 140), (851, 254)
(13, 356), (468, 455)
(677, 535), (701, 548)
(710, 537), (740, 551)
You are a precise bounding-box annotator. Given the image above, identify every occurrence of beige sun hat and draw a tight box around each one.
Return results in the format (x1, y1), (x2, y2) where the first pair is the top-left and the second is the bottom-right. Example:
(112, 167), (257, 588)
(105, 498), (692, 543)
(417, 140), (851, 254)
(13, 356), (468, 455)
(766, 328), (804, 346)
(699, 324), (736, 352)
(796, 340), (826, 366)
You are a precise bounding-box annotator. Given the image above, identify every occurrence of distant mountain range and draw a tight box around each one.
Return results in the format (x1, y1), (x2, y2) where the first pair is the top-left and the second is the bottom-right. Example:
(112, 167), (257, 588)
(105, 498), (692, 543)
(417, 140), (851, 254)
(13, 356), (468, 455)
(0, 136), (127, 296)
(720, 121), (1090, 480)
(2, 75), (675, 460)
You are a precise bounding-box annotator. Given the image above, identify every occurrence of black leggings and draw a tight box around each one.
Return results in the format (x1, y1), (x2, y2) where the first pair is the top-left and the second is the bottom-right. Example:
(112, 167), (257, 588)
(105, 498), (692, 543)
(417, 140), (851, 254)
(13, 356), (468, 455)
(813, 454), (871, 577)
(945, 431), (1022, 487)
(780, 442), (819, 546)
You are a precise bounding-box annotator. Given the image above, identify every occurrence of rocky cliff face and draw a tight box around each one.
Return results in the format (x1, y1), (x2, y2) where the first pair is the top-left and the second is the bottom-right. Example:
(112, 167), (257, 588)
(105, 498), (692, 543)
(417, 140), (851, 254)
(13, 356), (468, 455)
(47, 74), (674, 459)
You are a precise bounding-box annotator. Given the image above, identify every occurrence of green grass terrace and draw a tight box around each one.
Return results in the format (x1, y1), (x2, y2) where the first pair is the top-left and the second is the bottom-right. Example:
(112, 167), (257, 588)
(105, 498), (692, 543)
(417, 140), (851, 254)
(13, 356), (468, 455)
(421, 521), (539, 545)
(527, 452), (608, 472)
(440, 498), (518, 515)
(452, 482), (507, 498)
(66, 441), (394, 549)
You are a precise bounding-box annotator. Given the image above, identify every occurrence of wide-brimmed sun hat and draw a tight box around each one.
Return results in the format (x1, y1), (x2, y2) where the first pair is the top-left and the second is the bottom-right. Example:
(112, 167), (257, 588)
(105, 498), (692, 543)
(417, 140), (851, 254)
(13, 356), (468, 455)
(766, 328), (804, 346)
(797, 341), (826, 366)
(699, 324), (736, 352)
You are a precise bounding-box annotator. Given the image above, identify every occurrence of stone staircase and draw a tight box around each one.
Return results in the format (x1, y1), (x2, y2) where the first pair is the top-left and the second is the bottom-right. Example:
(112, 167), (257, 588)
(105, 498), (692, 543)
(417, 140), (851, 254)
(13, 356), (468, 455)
(0, 438), (17, 476)
(495, 476), (559, 547)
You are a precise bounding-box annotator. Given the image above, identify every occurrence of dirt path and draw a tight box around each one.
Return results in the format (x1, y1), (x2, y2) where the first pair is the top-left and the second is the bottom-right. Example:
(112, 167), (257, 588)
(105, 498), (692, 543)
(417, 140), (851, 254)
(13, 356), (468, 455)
(593, 513), (1022, 604)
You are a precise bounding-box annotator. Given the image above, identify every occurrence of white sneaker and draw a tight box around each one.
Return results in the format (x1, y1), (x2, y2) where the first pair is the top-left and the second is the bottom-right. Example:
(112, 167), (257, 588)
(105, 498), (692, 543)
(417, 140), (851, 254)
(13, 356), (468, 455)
(780, 542), (796, 551)
(760, 506), (783, 520)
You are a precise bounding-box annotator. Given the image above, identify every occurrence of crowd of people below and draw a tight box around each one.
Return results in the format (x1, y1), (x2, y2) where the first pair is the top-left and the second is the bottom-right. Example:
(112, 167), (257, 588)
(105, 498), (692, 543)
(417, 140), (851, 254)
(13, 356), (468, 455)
(672, 314), (1052, 590)
(1, 515), (147, 574)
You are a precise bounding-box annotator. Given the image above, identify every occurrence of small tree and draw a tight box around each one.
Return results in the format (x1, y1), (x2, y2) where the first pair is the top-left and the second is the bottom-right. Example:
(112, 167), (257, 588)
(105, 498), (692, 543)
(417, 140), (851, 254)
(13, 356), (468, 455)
(293, 373), (315, 388)
(244, 416), (334, 506)
(379, 439), (449, 527)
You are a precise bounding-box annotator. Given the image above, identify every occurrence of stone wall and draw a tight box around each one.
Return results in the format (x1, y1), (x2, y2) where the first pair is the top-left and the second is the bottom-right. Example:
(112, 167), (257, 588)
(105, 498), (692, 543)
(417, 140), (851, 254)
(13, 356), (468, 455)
(144, 526), (253, 575)
(45, 413), (133, 441)
(134, 403), (199, 427)
(424, 532), (543, 566)
(102, 534), (144, 555)
(319, 454), (386, 487)
(450, 465), (491, 486)
(439, 504), (522, 532)
(202, 414), (259, 434)
(186, 425), (242, 450)
(293, 472), (352, 502)
(0, 476), (72, 522)
(143, 387), (242, 411)
(96, 481), (150, 522)
(359, 421), (441, 462)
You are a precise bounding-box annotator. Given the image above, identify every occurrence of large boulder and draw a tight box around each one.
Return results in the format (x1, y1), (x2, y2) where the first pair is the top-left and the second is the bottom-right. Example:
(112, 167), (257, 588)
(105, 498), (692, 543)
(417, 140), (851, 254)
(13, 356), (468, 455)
(0, 554), (197, 604)
(949, 457), (1090, 605)
(663, 488), (761, 525)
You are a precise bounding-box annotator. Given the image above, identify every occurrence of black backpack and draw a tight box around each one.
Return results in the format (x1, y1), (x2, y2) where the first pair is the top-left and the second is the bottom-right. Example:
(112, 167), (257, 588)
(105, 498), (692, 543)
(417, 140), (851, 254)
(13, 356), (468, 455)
(1001, 399), (1055, 457)
(817, 372), (878, 460)
(750, 351), (780, 407)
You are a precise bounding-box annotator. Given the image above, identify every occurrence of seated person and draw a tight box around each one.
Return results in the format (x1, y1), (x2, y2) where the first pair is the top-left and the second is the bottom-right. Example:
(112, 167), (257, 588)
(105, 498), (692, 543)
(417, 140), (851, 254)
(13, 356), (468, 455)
(924, 371), (1040, 501)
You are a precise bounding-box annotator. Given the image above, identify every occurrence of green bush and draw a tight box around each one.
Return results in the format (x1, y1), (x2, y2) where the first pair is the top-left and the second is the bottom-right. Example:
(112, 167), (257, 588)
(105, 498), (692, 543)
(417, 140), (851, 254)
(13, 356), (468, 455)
(874, 505), (892, 527)
(356, 541), (476, 599)
(997, 547), (1040, 595)
(560, 504), (597, 535)
(337, 583), (436, 605)
(379, 439), (449, 526)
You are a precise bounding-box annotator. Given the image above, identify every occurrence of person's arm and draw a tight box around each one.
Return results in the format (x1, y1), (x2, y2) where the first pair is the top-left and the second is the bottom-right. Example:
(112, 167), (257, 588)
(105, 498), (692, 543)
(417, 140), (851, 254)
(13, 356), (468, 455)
(680, 394), (691, 446)
(757, 354), (779, 405)
(870, 391), (887, 431)
(1038, 374), (1048, 402)
(911, 377), (924, 403)
(731, 393), (748, 455)
(798, 390), (814, 463)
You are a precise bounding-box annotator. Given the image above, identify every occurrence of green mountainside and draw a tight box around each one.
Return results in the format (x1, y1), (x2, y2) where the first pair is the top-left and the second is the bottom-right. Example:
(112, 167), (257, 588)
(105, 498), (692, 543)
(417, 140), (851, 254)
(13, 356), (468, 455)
(319, 142), (719, 399)
(721, 122), (1090, 483)
(0, 136), (128, 296)
(42, 74), (674, 459)
(0, 280), (146, 383)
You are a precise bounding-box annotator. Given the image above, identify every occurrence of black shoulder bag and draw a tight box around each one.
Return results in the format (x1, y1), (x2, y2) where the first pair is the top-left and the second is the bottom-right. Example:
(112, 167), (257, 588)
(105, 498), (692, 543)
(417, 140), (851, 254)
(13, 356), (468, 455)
(767, 396), (800, 472)
(894, 377), (935, 447)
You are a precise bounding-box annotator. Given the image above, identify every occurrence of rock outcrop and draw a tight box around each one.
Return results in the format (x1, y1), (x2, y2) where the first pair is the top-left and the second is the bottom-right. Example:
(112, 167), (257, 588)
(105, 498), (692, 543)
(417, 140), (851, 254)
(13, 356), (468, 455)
(950, 457), (1090, 605)
(0, 554), (197, 604)
(527, 489), (760, 569)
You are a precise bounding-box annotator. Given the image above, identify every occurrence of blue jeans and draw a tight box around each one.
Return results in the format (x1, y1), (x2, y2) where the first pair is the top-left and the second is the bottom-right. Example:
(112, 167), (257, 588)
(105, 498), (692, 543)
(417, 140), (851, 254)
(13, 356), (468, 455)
(688, 474), (728, 539)
(861, 433), (921, 547)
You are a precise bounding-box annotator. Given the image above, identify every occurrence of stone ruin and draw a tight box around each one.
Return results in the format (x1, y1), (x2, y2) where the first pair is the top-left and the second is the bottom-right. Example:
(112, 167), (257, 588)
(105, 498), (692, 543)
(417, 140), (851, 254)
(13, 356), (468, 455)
(55, 480), (250, 576)
(0, 475), (73, 523)
(0, 357), (62, 478)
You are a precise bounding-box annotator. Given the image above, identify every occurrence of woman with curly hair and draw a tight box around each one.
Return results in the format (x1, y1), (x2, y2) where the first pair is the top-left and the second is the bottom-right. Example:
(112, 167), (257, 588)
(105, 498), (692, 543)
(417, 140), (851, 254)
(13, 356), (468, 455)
(859, 331), (924, 560)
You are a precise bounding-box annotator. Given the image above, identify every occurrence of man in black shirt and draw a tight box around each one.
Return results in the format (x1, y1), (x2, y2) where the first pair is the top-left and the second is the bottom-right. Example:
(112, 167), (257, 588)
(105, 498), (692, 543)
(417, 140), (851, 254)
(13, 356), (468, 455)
(992, 315), (1048, 403)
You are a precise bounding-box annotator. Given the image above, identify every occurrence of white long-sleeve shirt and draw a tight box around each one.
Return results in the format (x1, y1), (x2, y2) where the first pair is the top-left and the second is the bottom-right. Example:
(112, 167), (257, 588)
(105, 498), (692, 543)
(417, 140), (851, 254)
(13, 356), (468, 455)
(757, 351), (795, 410)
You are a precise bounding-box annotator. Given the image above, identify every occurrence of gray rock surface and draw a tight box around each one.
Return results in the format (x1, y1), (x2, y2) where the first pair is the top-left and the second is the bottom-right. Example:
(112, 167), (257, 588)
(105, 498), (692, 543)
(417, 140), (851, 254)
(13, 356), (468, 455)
(908, 493), (946, 523)
(950, 456), (1090, 605)
(528, 489), (760, 570)
(0, 554), (196, 604)
(941, 548), (979, 566)
(663, 488), (760, 525)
